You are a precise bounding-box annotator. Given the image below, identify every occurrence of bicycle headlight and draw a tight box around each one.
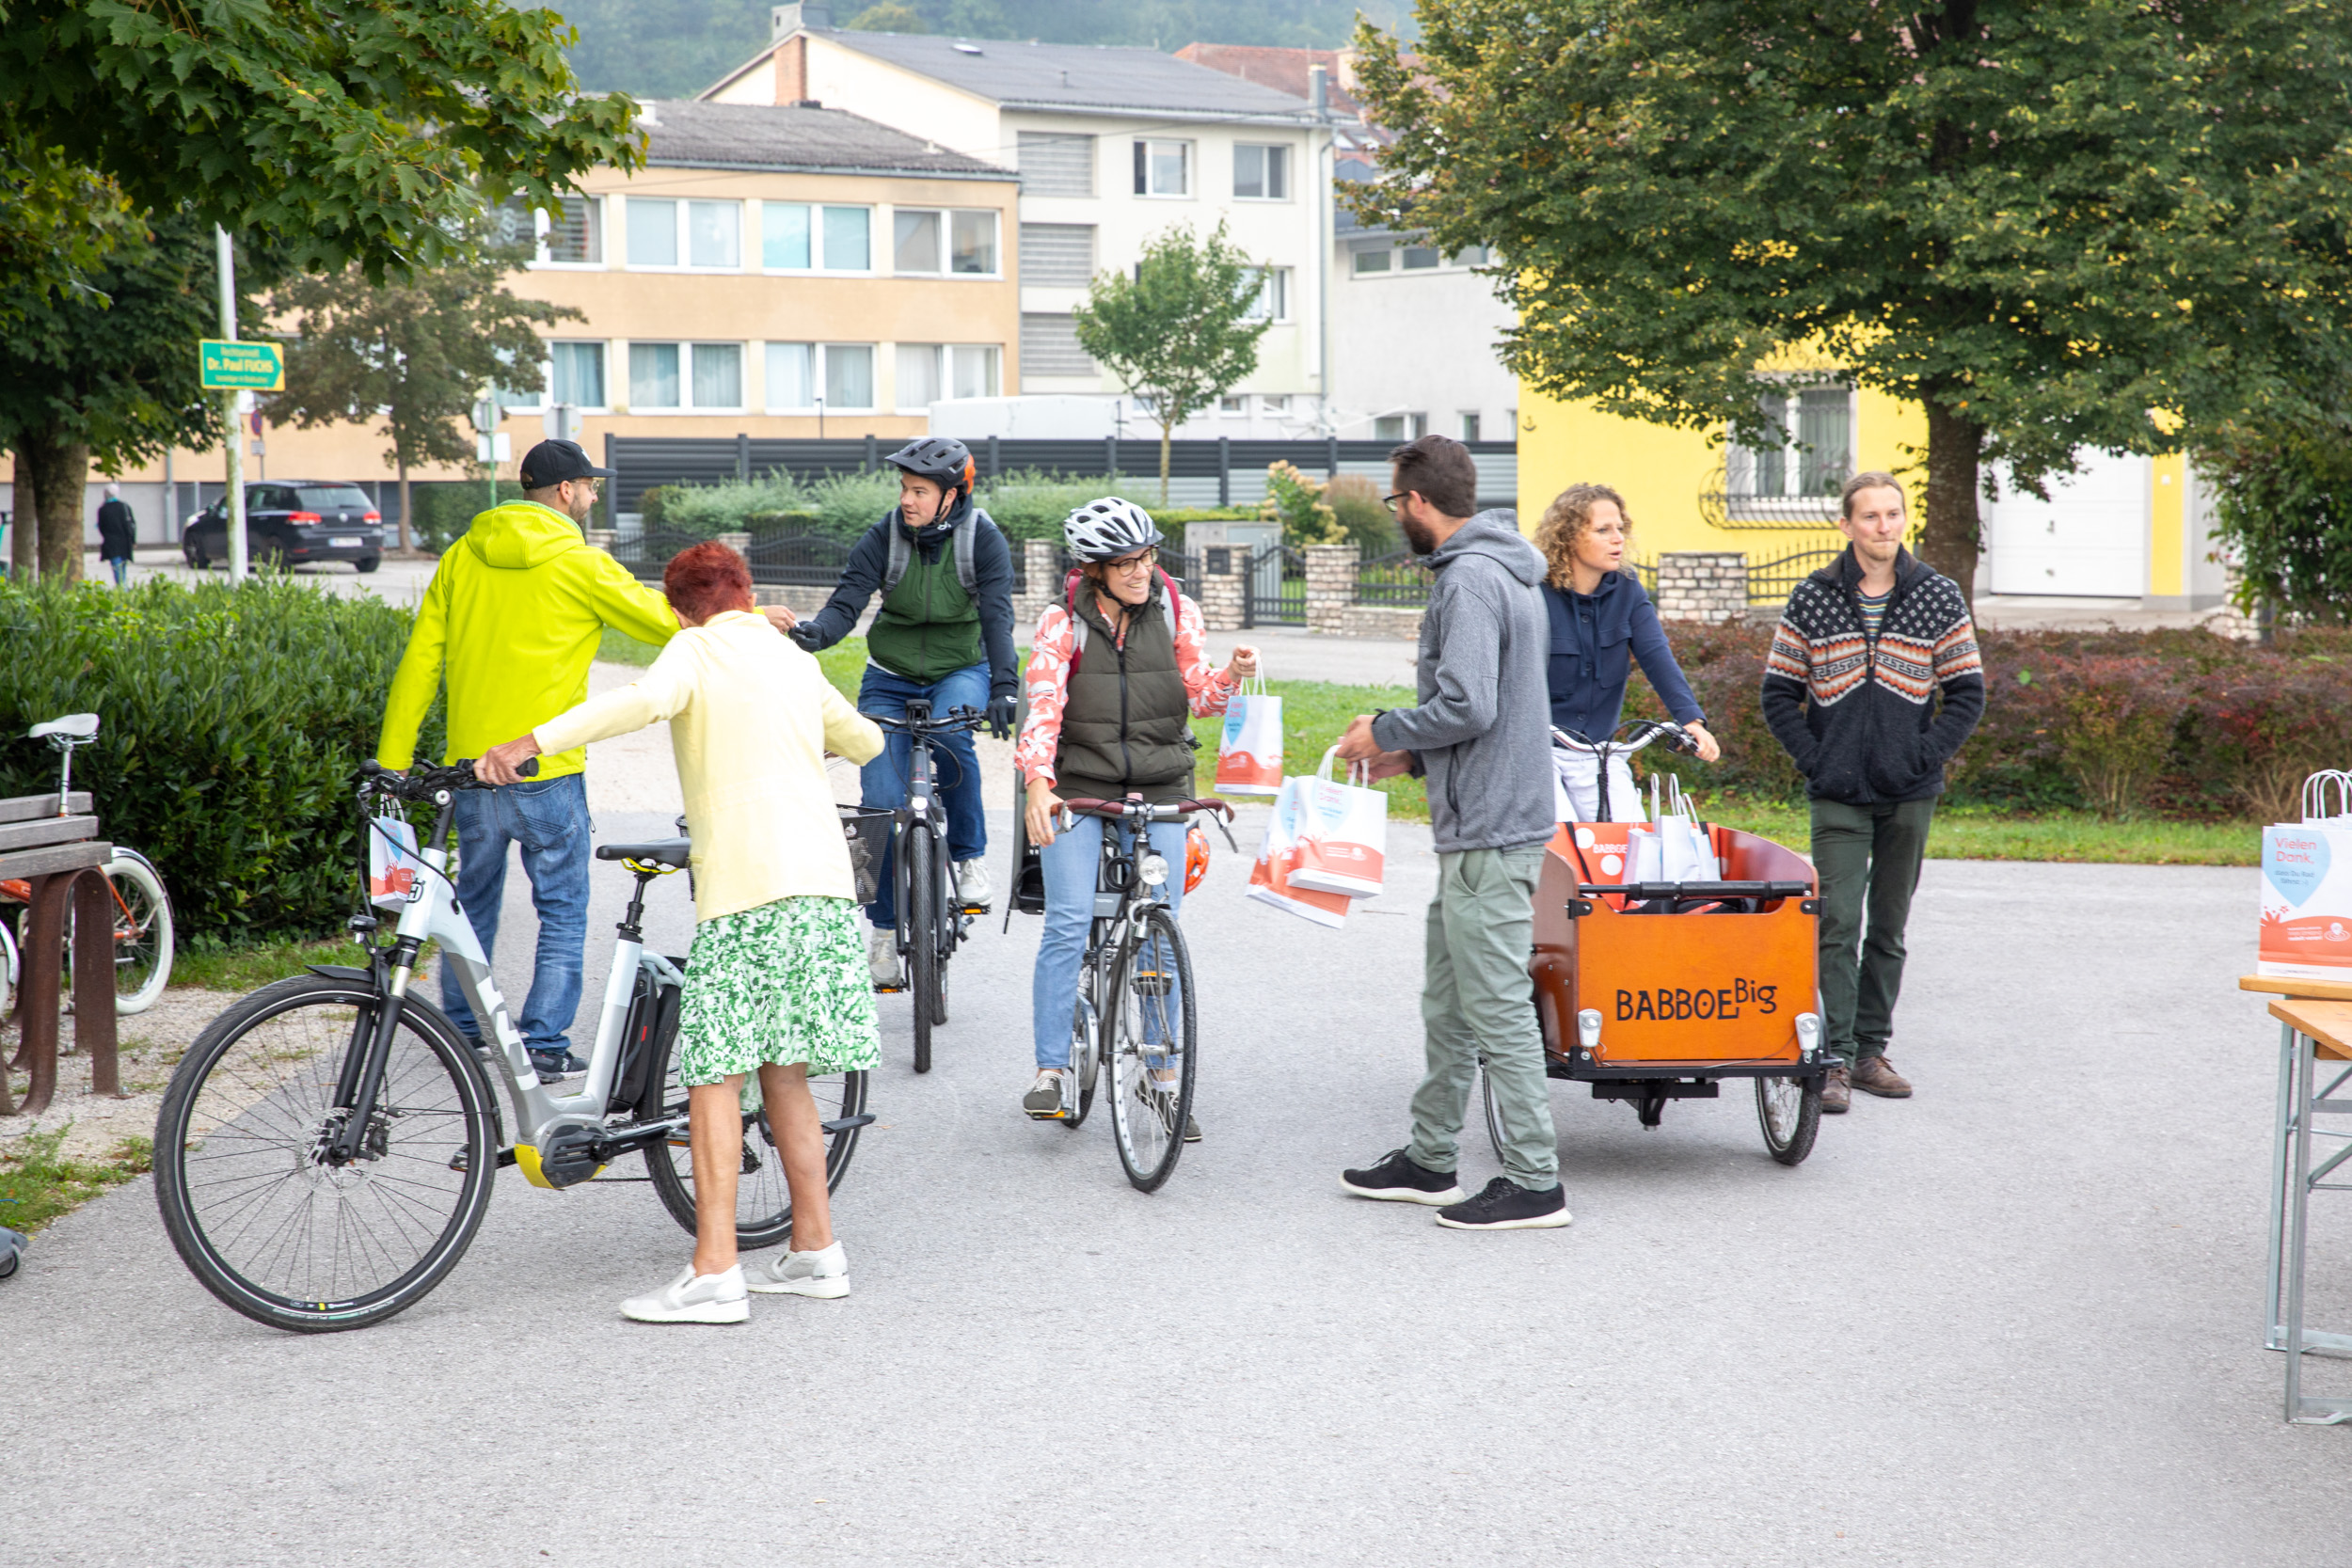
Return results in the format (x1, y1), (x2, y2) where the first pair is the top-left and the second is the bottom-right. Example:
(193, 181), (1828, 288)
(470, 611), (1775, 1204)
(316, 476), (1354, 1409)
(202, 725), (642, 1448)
(1577, 1008), (1603, 1050)
(1138, 853), (1169, 886)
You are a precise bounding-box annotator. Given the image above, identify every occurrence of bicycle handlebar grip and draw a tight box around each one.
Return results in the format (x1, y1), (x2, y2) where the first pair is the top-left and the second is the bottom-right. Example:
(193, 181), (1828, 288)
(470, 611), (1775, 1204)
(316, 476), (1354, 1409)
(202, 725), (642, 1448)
(517, 757), (539, 778)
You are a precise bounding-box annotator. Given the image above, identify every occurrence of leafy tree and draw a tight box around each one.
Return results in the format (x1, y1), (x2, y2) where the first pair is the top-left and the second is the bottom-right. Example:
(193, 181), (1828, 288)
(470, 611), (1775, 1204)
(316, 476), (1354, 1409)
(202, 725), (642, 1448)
(1073, 221), (1271, 503)
(2199, 417), (2352, 624)
(0, 209), (233, 581)
(845, 2), (929, 29)
(0, 0), (643, 283)
(1349, 0), (2352, 598)
(269, 230), (583, 550)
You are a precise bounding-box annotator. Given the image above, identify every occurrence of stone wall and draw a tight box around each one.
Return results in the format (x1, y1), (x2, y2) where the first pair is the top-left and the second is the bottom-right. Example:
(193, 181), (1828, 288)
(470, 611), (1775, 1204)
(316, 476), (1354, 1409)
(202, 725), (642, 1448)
(1336, 604), (1425, 641)
(1195, 546), (1246, 632)
(1655, 551), (1748, 623)
(1012, 538), (1061, 633)
(1303, 545), (1359, 634)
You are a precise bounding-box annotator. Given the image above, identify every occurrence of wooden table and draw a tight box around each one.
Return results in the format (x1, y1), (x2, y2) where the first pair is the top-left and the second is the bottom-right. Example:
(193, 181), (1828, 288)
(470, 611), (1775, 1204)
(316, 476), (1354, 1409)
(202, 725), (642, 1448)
(2243, 974), (2352, 1423)
(1, 791), (118, 1117)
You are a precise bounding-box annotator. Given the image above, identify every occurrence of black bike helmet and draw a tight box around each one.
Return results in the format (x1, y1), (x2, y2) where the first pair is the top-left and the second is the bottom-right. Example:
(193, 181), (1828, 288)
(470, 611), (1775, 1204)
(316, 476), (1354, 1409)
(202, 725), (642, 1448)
(883, 436), (976, 497)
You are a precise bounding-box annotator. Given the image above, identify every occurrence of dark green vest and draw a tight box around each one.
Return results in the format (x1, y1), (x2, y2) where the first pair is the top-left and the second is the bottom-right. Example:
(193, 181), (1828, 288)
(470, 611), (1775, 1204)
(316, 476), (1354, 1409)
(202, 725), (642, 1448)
(1055, 582), (1196, 804)
(867, 532), (983, 683)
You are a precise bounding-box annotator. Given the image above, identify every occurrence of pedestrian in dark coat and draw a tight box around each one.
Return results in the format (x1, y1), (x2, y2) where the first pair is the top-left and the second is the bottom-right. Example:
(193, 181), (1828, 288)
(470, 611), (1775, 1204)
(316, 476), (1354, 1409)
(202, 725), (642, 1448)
(97, 484), (136, 586)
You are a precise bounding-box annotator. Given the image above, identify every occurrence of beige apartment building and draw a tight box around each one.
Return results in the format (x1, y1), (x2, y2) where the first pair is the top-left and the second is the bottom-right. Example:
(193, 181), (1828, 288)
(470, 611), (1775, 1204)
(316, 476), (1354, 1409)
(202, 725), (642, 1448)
(8, 99), (1020, 547)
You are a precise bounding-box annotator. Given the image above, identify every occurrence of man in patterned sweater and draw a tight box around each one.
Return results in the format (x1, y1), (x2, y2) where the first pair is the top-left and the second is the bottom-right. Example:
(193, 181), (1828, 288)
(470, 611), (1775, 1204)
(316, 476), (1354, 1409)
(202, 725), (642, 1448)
(1760, 471), (1984, 1113)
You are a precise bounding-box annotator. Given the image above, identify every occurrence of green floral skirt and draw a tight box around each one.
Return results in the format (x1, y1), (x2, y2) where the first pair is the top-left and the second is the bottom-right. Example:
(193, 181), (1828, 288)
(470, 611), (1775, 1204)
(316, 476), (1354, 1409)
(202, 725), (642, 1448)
(675, 895), (880, 1087)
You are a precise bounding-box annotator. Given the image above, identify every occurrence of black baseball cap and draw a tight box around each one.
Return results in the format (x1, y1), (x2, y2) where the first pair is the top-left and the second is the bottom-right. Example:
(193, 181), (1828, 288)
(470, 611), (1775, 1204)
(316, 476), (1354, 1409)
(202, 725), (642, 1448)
(519, 438), (614, 489)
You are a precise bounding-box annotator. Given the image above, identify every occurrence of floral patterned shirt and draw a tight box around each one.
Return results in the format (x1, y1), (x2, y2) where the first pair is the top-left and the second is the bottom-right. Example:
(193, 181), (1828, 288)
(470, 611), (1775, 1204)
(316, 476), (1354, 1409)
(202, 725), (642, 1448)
(1016, 588), (1239, 786)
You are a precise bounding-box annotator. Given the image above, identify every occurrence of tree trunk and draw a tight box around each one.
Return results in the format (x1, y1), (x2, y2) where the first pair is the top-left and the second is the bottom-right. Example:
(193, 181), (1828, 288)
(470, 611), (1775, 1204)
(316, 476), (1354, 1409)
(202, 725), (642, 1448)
(1919, 398), (1985, 606)
(1157, 421), (1173, 508)
(22, 431), (90, 584)
(8, 447), (37, 579)
(397, 457), (413, 552)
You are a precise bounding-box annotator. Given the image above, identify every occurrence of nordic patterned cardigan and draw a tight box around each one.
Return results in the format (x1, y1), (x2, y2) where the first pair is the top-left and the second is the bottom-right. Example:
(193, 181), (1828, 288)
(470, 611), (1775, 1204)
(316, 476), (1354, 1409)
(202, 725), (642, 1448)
(1758, 546), (1985, 806)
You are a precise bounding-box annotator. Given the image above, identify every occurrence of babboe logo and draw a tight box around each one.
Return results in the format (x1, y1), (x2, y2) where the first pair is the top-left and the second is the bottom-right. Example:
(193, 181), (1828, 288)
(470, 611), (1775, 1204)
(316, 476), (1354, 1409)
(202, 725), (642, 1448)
(1616, 980), (1777, 1022)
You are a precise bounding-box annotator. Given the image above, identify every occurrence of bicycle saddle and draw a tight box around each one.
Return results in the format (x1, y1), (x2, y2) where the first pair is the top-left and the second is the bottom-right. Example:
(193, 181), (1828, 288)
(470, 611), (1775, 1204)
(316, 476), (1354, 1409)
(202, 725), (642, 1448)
(29, 713), (99, 741)
(596, 838), (691, 868)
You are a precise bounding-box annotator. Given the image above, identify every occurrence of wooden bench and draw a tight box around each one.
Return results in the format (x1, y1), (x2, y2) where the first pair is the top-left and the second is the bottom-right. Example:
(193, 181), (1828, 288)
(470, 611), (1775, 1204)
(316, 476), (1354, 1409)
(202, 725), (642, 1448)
(1, 791), (117, 1117)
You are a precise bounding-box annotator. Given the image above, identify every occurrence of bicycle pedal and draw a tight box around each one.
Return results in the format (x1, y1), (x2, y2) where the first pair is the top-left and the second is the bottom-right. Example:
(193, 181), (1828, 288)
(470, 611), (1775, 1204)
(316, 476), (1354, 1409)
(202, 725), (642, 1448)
(959, 901), (989, 915)
(874, 982), (907, 994)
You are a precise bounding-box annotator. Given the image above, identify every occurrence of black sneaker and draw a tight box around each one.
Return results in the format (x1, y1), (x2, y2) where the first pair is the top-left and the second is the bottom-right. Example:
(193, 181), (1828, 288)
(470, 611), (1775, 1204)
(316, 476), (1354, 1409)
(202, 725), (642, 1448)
(1341, 1148), (1466, 1206)
(1435, 1176), (1572, 1231)
(530, 1049), (587, 1085)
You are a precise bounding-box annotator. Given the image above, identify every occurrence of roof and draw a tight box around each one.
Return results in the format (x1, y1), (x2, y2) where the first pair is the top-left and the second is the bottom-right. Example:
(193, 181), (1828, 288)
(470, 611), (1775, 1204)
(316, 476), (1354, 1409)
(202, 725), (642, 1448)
(1171, 43), (1365, 119)
(815, 32), (1318, 122)
(635, 98), (1009, 179)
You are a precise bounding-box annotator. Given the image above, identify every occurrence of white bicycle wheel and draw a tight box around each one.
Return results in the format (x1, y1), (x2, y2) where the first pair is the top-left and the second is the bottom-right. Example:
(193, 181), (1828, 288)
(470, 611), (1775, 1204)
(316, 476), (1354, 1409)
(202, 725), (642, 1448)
(98, 848), (174, 1014)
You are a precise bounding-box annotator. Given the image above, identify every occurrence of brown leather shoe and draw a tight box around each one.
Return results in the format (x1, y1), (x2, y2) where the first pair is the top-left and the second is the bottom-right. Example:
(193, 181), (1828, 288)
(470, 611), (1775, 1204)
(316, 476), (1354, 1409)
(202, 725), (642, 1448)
(1821, 1064), (1851, 1114)
(1851, 1054), (1913, 1099)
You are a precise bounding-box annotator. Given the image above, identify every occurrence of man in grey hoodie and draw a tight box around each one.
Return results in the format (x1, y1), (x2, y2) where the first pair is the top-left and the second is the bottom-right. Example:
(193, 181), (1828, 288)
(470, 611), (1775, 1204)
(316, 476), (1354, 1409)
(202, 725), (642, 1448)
(1334, 436), (1569, 1230)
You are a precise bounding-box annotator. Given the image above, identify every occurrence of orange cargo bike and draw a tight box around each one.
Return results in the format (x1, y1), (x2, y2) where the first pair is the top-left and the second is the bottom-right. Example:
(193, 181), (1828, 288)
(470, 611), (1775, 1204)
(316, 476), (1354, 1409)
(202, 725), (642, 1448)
(1486, 721), (1829, 1167)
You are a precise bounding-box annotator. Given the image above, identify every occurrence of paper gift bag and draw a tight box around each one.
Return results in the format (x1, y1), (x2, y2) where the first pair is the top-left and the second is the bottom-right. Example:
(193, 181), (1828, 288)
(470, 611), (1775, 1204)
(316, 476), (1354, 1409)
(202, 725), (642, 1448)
(1291, 747), (1388, 898)
(2260, 818), (2352, 978)
(1246, 775), (1350, 928)
(368, 812), (426, 910)
(1214, 676), (1283, 797)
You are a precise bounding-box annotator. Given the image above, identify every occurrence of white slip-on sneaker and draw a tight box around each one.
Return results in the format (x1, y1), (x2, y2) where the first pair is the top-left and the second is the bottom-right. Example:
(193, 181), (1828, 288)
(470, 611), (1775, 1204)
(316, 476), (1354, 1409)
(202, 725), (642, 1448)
(868, 928), (902, 990)
(955, 858), (993, 909)
(747, 1241), (850, 1298)
(620, 1263), (749, 1324)
(1023, 1069), (1071, 1118)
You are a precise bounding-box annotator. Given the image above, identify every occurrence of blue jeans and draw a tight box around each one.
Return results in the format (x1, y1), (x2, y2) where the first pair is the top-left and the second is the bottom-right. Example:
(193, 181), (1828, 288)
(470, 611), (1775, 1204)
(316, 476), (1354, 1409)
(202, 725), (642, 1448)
(860, 660), (990, 930)
(438, 771), (591, 1055)
(107, 557), (129, 586)
(1031, 813), (1187, 1069)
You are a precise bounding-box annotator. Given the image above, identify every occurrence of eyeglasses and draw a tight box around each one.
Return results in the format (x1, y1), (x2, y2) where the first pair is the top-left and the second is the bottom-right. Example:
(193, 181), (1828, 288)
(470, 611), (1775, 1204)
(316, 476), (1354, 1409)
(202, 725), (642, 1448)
(1104, 548), (1157, 572)
(1383, 492), (1407, 513)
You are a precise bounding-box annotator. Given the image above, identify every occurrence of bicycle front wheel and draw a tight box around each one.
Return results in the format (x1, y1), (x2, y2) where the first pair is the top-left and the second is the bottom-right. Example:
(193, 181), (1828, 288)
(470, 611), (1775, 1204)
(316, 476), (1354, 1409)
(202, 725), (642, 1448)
(905, 829), (938, 1072)
(1104, 906), (1197, 1193)
(152, 975), (498, 1332)
(644, 1022), (868, 1252)
(102, 847), (173, 1014)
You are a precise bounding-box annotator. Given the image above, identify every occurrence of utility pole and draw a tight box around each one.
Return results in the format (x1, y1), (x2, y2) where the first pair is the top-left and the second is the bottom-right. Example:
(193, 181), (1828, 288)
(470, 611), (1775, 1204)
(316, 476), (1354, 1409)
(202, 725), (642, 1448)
(215, 227), (248, 581)
(1310, 63), (1334, 438)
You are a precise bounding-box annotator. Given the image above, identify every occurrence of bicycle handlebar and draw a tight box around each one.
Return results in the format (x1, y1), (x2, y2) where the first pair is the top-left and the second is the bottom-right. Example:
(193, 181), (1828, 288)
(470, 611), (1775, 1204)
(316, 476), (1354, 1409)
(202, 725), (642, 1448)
(1553, 719), (1698, 758)
(1057, 796), (1235, 824)
(871, 705), (987, 736)
(357, 756), (536, 802)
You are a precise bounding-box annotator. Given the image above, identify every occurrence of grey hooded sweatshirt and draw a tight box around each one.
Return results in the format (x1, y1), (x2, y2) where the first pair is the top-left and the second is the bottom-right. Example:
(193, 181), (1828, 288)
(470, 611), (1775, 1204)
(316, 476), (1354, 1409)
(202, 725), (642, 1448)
(1370, 509), (1557, 854)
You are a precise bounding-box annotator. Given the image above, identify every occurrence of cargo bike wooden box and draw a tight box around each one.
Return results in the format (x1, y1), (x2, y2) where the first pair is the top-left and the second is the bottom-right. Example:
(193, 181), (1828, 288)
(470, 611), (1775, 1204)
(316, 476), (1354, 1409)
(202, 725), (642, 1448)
(1487, 809), (1830, 1168)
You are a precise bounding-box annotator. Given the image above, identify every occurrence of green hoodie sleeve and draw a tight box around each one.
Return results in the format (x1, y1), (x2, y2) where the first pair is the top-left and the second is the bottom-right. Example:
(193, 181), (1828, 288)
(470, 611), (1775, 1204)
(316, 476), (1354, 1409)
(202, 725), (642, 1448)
(376, 567), (451, 771)
(586, 551), (680, 648)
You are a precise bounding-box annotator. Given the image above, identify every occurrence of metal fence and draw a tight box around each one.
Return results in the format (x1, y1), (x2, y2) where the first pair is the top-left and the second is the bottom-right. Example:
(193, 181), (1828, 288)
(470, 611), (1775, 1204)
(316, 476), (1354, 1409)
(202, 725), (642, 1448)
(1245, 543), (1307, 627)
(1357, 548), (1433, 607)
(745, 531), (856, 588)
(604, 435), (1518, 518)
(1745, 546), (1843, 606)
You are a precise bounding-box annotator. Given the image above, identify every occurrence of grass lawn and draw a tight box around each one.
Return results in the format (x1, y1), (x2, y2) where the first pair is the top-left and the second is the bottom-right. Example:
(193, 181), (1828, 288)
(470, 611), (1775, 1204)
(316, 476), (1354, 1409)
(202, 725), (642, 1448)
(602, 638), (2254, 866)
(0, 1128), (152, 1234)
(169, 935), (414, 992)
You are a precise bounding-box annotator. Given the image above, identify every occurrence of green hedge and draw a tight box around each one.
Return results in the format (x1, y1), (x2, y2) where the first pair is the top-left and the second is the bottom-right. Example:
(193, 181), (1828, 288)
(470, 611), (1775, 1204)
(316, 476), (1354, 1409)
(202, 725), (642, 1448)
(0, 578), (442, 941)
(1623, 620), (2352, 820)
(643, 468), (1256, 545)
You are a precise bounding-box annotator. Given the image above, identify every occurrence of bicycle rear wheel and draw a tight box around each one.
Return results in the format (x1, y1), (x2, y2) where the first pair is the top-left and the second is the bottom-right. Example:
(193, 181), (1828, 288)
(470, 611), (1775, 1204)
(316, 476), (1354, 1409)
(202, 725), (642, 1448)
(1104, 907), (1196, 1192)
(906, 829), (938, 1072)
(1062, 951), (1105, 1131)
(644, 1021), (868, 1252)
(101, 847), (173, 1014)
(152, 974), (497, 1332)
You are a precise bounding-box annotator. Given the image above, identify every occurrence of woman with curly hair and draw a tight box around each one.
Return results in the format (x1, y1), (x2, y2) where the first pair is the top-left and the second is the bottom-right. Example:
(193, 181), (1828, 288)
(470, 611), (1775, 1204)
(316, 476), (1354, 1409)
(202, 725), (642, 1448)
(1534, 483), (1719, 820)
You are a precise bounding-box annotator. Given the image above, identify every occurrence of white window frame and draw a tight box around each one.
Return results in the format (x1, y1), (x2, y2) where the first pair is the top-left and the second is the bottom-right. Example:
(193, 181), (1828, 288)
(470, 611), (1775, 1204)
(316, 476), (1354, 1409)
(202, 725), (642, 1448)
(530, 197), (605, 268)
(624, 341), (746, 413)
(1724, 382), (1857, 516)
(1244, 267), (1292, 322)
(893, 209), (1001, 277)
(1218, 394), (1247, 415)
(759, 201), (876, 275)
(1351, 244), (1392, 277)
(624, 197), (745, 273)
(762, 342), (879, 414)
(1133, 138), (1193, 198)
(895, 341), (944, 412)
(1232, 143), (1291, 202)
(947, 342), (1001, 401)
(548, 341), (611, 412)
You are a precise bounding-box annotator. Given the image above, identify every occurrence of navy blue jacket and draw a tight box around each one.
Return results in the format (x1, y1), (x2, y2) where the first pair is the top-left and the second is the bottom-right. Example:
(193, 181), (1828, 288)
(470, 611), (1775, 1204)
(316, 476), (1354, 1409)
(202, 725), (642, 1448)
(1543, 571), (1705, 742)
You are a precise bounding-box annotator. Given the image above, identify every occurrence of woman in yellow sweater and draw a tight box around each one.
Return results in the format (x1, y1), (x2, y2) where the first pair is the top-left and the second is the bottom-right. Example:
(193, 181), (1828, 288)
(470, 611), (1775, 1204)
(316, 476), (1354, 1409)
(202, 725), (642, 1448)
(480, 541), (884, 1325)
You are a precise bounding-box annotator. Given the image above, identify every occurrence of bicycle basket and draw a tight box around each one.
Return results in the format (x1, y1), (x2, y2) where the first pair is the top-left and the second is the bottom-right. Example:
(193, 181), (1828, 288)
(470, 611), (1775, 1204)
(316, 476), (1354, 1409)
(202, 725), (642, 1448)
(838, 805), (895, 906)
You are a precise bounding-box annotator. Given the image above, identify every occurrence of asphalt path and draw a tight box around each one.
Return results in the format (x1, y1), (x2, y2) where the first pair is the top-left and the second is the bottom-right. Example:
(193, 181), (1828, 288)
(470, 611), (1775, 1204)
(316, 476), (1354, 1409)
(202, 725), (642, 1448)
(8, 785), (2347, 1564)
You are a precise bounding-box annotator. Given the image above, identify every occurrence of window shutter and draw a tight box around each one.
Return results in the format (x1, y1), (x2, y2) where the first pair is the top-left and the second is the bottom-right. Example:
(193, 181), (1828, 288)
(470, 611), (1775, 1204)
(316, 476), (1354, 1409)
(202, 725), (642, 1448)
(1018, 224), (1096, 288)
(1014, 132), (1095, 197)
(1020, 313), (1096, 381)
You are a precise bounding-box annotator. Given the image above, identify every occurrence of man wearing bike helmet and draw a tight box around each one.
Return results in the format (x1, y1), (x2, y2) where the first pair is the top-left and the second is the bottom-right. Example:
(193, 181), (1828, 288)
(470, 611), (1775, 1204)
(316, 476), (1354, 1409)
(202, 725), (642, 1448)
(1016, 498), (1257, 1132)
(778, 436), (1017, 987)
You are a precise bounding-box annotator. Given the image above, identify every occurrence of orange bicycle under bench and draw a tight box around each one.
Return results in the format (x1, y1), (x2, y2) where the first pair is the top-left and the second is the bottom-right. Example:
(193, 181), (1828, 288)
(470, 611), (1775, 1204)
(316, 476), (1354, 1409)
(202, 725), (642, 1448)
(1486, 720), (1828, 1167)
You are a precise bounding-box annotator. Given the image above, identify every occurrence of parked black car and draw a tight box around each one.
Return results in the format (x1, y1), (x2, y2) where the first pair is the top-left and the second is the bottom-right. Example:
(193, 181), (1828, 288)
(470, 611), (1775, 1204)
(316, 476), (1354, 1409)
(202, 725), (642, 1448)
(182, 482), (385, 573)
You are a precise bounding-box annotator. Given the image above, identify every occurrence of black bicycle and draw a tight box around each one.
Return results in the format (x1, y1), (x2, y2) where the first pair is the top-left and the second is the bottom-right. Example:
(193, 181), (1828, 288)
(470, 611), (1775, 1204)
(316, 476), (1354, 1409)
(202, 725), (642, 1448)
(870, 700), (988, 1074)
(1048, 793), (1234, 1192)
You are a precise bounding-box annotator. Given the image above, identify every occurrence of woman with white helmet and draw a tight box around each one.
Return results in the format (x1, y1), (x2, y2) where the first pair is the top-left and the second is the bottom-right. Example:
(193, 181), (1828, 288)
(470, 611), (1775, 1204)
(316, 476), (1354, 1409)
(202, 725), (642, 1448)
(1014, 498), (1258, 1132)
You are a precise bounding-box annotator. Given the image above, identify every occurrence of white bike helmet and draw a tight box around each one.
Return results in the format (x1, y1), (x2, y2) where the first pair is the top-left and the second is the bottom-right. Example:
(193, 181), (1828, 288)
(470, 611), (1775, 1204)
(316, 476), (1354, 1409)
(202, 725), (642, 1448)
(1062, 498), (1165, 562)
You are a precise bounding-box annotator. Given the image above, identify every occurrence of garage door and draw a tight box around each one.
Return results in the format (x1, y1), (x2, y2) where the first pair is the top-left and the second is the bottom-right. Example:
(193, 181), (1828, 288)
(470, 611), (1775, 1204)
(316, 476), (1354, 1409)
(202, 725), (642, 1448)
(1985, 451), (2148, 597)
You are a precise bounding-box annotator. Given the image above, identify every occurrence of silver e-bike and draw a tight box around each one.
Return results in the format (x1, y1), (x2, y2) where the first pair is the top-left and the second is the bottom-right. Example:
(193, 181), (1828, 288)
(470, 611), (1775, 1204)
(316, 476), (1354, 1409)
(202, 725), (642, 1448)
(154, 758), (871, 1333)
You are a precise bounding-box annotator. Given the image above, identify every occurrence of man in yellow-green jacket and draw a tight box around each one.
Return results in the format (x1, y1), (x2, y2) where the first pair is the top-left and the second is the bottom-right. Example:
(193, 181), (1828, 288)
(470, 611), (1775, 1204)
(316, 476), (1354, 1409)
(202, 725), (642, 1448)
(377, 439), (706, 1083)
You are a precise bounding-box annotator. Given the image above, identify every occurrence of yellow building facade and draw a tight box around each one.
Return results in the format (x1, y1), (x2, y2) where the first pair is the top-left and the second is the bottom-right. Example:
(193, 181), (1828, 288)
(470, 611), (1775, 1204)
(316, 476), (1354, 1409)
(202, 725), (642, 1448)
(1516, 380), (2220, 609)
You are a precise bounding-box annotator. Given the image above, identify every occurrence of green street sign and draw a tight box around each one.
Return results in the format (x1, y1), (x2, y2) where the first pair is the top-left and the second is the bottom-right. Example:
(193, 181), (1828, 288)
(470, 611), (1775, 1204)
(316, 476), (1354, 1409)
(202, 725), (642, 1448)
(199, 339), (283, 390)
